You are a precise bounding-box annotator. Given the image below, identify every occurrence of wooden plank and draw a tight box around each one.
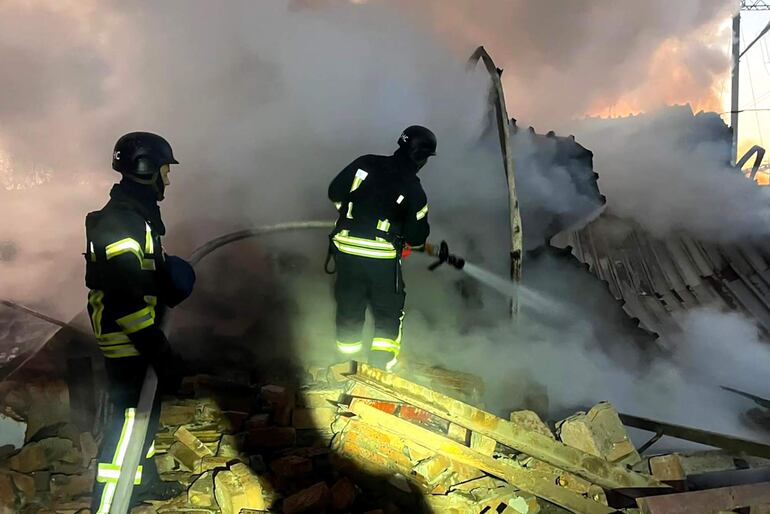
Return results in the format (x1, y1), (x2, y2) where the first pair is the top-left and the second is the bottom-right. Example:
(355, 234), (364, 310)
(468, 46), (523, 314)
(349, 363), (666, 491)
(349, 400), (616, 514)
(637, 481), (770, 514)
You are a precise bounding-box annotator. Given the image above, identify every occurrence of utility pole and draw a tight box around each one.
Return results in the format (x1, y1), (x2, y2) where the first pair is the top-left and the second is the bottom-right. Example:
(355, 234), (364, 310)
(732, 12), (741, 165)
(733, 1), (770, 166)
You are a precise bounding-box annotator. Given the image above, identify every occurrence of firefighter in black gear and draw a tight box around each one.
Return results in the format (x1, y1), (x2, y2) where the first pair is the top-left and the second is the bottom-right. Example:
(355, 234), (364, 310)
(85, 132), (195, 513)
(328, 125), (435, 371)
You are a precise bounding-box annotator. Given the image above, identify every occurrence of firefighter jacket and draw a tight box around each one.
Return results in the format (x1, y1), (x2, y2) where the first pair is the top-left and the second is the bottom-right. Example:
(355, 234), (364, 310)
(328, 152), (430, 259)
(85, 183), (180, 359)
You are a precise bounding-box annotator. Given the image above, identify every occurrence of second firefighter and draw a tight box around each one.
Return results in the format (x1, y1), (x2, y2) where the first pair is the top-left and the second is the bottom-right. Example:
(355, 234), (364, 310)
(328, 125), (436, 370)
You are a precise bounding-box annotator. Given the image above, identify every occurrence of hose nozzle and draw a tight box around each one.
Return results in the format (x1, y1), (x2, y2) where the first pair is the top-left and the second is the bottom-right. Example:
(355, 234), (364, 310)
(427, 240), (465, 271)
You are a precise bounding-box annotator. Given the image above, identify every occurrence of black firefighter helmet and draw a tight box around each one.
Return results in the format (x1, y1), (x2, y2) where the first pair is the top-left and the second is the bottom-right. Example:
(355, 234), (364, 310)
(112, 131), (178, 198)
(397, 125), (437, 164)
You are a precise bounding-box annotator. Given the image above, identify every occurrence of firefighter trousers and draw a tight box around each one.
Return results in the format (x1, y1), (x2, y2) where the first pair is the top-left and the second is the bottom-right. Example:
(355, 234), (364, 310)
(334, 251), (405, 369)
(91, 356), (161, 514)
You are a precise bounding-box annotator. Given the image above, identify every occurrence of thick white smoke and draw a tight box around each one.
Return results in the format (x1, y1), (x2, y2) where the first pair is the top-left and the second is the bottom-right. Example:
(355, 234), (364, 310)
(0, 0), (767, 446)
(564, 107), (770, 243)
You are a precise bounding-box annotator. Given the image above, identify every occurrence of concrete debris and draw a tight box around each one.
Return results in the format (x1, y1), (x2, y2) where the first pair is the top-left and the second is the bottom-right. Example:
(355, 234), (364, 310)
(50, 469), (94, 499)
(24, 380), (70, 442)
(557, 401), (641, 466)
(510, 410), (555, 440)
(6, 362), (770, 513)
(9, 437), (79, 473)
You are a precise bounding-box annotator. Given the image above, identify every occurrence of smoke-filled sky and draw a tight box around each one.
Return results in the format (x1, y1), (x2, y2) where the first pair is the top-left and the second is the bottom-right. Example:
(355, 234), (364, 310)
(1, 0), (769, 440)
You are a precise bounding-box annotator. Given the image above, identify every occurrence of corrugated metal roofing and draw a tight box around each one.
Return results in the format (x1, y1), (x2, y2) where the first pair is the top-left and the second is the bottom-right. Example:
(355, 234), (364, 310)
(553, 217), (770, 336)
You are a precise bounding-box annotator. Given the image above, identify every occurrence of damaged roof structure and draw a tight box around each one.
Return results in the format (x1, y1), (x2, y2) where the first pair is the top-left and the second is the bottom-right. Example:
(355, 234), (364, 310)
(553, 106), (770, 338)
(3, 48), (770, 514)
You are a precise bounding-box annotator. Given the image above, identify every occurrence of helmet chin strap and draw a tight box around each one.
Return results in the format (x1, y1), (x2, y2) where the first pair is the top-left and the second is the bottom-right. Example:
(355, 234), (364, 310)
(126, 172), (164, 201)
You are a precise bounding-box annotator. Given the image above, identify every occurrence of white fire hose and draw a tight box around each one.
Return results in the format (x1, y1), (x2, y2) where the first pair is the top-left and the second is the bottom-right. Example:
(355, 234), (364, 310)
(109, 220), (334, 513)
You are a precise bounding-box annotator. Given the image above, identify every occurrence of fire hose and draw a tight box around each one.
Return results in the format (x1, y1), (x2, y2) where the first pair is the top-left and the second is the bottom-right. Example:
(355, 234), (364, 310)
(0, 220), (465, 512)
(109, 220), (336, 513)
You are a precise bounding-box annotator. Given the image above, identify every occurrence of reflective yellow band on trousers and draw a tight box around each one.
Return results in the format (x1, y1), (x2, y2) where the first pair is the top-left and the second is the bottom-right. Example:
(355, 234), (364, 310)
(97, 463), (142, 484)
(96, 408), (138, 514)
(336, 341), (363, 354)
(371, 338), (401, 354)
(416, 204), (429, 220)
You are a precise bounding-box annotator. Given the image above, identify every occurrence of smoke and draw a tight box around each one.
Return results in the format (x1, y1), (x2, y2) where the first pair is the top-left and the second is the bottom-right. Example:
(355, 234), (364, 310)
(406, 254), (770, 441)
(0, 0), (767, 447)
(564, 107), (770, 243)
(383, 0), (733, 126)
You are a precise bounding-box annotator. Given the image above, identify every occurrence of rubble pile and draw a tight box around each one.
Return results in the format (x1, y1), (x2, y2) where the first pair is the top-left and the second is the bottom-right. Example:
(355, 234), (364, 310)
(133, 361), (667, 514)
(0, 379), (98, 514)
(3, 361), (770, 513)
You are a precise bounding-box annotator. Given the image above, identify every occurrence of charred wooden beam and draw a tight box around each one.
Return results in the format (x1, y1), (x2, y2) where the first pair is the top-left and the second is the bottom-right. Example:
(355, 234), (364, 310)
(349, 362), (666, 491)
(349, 400), (617, 514)
(636, 481), (770, 514)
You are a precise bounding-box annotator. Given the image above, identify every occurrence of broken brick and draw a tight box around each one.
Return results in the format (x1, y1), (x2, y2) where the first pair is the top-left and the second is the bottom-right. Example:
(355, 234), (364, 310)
(50, 470), (94, 499)
(198, 456), (232, 473)
(283, 481), (330, 514)
(330, 477), (357, 511)
(510, 410), (554, 440)
(24, 381), (70, 443)
(292, 408), (337, 430)
(213, 470), (249, 514)
(469, 432), (497, 456)
(328, 362), (355, 383)
(79, 432), (98, 468)
(231, 462), (271, 508)
(0, 473), (16, 512)
(245, 427), (296, 451)
(650, 454), (686, 482)
(174, 426), (214, 458)
(296, 387), (342, 408)
(168, 441), (202, 471)
(557, 402), (640, 466)
(217, 434), (242, 459)
(31, 471), (50, 492)
(246, 414), (270, 430)
(447, 423), (469, 444)
(221, 410), (249, 432)
(160, 403), (196, 427)
(261, 385), (294, 427)
(11, 472), (36, 504)
(9, 438), (78, 473)
(270, 455), (313, 478)
(187, 471), (215, 507)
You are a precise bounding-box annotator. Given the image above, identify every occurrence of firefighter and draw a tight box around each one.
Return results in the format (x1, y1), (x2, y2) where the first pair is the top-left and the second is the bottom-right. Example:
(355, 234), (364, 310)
(85, 132), (195, 512)
(328, 125), (435, 371)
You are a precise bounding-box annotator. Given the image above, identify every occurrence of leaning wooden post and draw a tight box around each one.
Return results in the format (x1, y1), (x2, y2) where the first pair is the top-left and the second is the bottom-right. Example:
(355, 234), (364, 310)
(468, 46), (523, 317)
